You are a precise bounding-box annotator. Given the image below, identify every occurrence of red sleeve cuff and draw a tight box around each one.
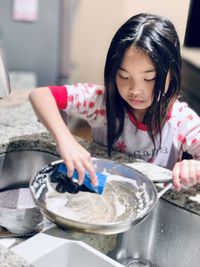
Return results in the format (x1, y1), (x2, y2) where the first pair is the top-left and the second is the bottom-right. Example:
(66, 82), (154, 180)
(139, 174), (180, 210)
(48, 85), (68, 109)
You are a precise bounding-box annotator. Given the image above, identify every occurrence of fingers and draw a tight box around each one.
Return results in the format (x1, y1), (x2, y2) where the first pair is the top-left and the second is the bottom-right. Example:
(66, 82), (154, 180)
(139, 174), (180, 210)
(83, 159), (98, 186)
(172, 160), (200, 191)
(75, 152), (98, 186)
(67, 158), (97, 186)
(73, 158), (87, 185)
(64, 159), (75, 178)
(172, 162), (181, 191)
(179, 160), (197, 188)
(60, 147), (97, 186)
(196, 163), (200, 183)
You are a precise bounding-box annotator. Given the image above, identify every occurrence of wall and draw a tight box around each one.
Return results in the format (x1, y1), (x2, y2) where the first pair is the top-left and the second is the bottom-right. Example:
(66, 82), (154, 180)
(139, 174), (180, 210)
(0, 0), (61, 86)
(123, 0), (190, 45)
(0, 1), (191, 87)
(70, 0), (123, 84)
(70, 0), (190, 84)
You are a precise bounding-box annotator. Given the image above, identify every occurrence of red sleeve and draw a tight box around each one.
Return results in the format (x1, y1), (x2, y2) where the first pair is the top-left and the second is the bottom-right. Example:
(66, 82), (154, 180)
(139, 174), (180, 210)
(48, 86), (68, 109)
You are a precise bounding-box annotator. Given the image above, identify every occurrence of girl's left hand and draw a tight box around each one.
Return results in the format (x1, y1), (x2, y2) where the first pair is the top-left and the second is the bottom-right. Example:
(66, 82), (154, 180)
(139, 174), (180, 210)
(172, 160), (200, 191)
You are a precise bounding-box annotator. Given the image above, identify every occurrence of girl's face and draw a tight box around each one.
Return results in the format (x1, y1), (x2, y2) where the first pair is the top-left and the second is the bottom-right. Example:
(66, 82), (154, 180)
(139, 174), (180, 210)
(116, 47), (157, 122)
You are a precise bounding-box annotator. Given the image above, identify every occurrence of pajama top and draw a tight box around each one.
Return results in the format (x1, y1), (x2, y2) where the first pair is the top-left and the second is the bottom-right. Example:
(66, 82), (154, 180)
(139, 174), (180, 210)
(49, 83), (200, 170)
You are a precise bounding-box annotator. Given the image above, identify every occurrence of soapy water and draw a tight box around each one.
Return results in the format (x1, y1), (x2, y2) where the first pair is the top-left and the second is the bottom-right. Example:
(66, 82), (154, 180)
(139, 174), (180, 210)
(46, 174), (151, 224)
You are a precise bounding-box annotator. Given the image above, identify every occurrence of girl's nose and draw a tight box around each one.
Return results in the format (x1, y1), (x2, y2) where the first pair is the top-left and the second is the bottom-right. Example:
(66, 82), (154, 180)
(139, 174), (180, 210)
(129, 81), (141, 94)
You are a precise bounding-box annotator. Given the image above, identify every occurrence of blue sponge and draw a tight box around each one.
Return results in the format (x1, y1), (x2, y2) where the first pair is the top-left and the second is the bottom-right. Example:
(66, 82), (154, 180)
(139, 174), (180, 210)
(57, 163), (107, 194)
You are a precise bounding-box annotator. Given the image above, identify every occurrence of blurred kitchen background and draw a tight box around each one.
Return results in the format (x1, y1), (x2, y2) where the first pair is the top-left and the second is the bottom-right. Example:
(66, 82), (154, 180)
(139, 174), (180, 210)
(0, 0), (199, 116)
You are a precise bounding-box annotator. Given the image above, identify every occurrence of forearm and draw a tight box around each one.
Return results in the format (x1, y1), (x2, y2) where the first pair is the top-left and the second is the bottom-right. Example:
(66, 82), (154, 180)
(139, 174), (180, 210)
(29, 87), (73, 142)
(29, 87), (97, 185)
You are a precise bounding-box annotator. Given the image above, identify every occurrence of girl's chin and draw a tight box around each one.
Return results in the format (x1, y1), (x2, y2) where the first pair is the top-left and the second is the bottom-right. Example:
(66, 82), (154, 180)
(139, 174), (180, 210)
(127, 105), (149, 116)
(128, 100), (151, 110)
(129, 103), (148, 110)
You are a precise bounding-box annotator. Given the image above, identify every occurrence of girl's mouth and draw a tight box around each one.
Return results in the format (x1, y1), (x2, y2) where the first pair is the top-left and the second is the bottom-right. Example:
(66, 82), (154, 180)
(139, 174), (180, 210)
(130, 99), (145, 105)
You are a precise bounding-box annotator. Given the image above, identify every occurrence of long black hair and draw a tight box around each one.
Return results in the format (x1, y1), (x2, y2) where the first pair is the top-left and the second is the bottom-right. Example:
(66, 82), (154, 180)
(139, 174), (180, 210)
(104, 13), (181, 156)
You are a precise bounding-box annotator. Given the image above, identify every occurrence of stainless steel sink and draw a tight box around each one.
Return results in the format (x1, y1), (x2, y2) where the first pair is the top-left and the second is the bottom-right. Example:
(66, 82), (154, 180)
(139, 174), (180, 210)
(109, 199), (200, 267)
(0, 150), (59, 234)
(0, 150), (59, 192)
(1, 150), (200, 266)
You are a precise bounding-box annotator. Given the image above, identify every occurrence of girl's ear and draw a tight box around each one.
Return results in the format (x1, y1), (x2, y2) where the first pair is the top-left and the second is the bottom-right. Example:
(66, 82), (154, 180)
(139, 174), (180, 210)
(164, 71), (171, 94)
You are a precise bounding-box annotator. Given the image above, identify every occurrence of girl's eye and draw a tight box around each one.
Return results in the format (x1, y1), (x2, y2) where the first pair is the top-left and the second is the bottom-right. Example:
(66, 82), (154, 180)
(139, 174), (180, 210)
(144, 77), (156, 82)
(118, 73), (130, 80)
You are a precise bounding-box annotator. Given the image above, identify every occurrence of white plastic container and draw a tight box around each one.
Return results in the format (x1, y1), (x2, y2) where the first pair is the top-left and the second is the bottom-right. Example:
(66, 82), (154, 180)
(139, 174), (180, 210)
(11, 233), (124, 267)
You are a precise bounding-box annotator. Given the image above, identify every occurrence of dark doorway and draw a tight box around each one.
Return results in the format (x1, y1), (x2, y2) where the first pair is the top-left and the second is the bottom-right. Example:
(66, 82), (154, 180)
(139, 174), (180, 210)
(184, 0), (200, 47)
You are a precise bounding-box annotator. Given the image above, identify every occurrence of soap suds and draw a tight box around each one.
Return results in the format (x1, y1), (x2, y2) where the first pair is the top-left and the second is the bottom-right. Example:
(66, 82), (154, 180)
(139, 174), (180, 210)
(45, 174), (151, 224)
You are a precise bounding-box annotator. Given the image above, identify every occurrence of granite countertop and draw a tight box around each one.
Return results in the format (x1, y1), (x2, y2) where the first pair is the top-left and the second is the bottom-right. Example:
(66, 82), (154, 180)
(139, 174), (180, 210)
(0, 90), (200, 265)
(0, 244), (33, 267)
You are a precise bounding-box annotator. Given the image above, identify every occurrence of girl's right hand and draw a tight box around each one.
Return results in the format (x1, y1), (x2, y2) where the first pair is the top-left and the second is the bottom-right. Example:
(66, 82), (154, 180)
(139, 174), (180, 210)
(56, 135), (98, 186)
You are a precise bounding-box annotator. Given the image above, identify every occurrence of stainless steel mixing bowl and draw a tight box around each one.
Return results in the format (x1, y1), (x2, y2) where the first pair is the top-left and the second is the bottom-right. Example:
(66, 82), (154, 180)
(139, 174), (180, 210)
(30, 157), (172, 235)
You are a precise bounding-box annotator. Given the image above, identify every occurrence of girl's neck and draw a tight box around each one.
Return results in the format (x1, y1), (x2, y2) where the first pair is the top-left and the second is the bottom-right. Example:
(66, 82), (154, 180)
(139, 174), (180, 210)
(127, 107), (147, 123)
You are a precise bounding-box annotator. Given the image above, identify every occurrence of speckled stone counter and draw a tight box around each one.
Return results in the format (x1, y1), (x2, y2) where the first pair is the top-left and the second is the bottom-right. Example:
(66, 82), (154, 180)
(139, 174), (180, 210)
(0, 95), (200, 265)
(0, 244), (33, 267)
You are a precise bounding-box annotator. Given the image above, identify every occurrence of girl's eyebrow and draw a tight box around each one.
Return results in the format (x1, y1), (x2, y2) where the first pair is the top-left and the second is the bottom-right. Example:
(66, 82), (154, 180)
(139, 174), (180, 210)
(119, 67), (156, 73)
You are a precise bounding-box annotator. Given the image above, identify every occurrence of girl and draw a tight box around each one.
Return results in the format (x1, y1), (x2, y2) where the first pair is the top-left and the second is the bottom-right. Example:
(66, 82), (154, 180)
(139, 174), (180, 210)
(29, 13), (200, 191)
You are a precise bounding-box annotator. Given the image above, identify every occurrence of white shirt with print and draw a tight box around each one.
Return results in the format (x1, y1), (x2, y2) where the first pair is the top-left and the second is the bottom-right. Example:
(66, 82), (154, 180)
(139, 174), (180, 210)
(49, 83), (200, 170)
